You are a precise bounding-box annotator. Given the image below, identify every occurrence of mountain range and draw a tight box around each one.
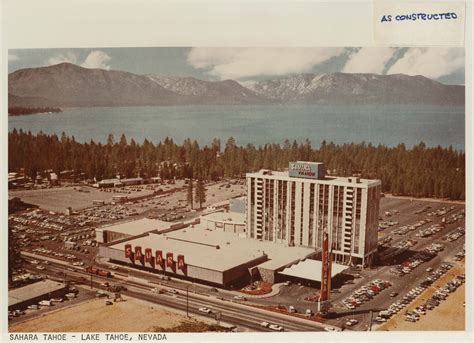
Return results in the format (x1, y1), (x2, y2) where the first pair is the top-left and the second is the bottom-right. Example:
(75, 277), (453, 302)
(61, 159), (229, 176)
(8, 63), (464, 111)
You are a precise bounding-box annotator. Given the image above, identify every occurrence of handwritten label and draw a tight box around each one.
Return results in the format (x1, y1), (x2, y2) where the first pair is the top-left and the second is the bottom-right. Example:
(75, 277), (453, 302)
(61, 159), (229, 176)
(374, 3), (465, 46)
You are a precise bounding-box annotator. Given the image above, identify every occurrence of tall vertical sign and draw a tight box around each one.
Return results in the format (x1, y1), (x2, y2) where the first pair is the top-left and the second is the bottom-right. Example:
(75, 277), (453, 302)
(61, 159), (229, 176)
(319, 231), (330, 302)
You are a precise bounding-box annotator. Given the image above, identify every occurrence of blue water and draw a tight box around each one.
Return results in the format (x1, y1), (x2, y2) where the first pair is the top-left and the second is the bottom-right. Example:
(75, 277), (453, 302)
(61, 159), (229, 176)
(8, 104), (465, 150)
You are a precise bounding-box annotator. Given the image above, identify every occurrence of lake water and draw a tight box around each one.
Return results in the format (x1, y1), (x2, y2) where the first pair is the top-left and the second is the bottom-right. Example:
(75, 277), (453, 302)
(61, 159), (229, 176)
(8, 104), (465, 150)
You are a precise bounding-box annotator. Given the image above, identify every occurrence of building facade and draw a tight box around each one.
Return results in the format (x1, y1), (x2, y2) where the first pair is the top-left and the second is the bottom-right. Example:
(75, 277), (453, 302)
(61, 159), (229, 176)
(246, 162), (381, 266)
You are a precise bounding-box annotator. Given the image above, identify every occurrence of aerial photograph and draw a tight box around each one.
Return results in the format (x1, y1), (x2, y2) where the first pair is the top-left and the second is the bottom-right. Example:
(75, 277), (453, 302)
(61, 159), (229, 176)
(7, 47), (465, 333)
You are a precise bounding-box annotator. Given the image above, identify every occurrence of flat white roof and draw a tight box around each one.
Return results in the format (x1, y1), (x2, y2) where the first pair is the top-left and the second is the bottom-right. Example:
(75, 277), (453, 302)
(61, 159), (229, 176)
(109, 226), (315, 272)
(200, 211), (246, 225)
(278, 259), (348, 282)
(9, 280), (66, 307)
(246, 170), (380, 187)
(99, 218), (173, 235)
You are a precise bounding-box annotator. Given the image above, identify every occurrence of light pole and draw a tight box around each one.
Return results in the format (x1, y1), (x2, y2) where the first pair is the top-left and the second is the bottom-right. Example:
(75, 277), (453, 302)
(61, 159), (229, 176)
(186, 285), (189, 318)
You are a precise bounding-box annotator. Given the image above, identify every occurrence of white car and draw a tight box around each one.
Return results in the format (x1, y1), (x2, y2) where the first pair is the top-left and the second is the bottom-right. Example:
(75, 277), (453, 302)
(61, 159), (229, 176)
(345, 319), (358, 326)
(324, 327), (337, 332)
(260, 321), (270, 328)
(198, 307), (212, 314)
(269, 324), (284, 331)
(233, 295), (247, 301)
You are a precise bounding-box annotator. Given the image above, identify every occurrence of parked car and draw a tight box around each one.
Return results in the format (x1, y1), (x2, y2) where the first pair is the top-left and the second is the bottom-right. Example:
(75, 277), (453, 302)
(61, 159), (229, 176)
(345, 319), (358, 327)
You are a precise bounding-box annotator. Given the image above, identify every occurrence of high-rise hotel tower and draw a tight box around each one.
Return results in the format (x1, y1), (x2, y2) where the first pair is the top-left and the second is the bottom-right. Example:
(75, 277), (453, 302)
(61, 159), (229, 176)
(246, 162), (381, 266)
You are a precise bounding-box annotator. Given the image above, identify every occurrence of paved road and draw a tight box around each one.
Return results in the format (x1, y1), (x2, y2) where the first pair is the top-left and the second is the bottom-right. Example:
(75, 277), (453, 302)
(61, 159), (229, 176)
(22, 260), (327, 333)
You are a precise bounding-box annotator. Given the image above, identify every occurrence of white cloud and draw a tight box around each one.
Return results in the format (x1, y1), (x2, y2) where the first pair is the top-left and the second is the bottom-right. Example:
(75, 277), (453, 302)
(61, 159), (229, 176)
(387, 48), (464, 79)
(47, 50), (111, 70)
(342, 48), (396, 74)
(8, 54), (20, 62)
(80, 50), (111, 70)
(48, 52), (78, 65)
(187, 48), (345, 80)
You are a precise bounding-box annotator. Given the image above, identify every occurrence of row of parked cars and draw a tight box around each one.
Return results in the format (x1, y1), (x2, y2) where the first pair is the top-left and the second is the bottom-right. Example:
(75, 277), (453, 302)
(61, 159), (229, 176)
(406, 273), (464, 323)
(453, 246), (465, 261)
(341, 279), (391, 310)
(444, 227), (465, 242)
(376, 285), (428, 323)
(393, 219), (431, 235)
(416, 224), (443, 238)
(390, 242), (444, 277)
(32, 247), (84, 262)
(376, 263), (457, 324)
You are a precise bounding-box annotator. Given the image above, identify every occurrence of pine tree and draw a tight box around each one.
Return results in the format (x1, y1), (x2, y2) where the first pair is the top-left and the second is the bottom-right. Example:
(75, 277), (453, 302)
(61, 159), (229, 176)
(187, 179), (194, 209)
(195, 178), (206, 209)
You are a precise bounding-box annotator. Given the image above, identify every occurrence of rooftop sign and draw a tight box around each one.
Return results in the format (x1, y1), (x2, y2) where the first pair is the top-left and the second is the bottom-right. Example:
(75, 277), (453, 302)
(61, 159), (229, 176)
(289, 162), (325, 180)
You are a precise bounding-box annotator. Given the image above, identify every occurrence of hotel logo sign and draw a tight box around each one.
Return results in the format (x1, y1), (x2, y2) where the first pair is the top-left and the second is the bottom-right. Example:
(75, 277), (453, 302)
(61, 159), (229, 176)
(289, 162), (324, 180)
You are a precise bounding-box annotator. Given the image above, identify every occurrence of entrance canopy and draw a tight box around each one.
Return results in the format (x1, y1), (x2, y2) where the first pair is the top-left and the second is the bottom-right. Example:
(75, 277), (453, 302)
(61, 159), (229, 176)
(278, 259), (348, 282)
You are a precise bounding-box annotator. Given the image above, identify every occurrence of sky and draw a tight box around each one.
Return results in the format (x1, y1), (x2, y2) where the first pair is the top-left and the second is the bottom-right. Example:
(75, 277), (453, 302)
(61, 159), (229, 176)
(8, 47), (465, 85)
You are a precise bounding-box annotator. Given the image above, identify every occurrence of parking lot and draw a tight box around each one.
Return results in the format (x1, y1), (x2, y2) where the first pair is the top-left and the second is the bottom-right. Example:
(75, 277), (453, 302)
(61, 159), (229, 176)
(249, 196), (465, 331)
(9, 179), (246, 286)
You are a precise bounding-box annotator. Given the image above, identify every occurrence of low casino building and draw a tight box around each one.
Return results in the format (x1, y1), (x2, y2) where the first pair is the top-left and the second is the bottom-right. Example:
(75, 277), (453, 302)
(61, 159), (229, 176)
(98, 223), (321, 287)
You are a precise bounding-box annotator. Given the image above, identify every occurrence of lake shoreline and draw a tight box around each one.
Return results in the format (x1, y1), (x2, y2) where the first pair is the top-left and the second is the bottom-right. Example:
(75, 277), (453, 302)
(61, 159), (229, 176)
(8, 104), (465, 151)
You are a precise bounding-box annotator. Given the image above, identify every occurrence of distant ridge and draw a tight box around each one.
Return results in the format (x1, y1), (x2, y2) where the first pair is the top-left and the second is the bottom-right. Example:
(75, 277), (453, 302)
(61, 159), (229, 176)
(247, 73), (464, 105)
(8, 63), (465, 111)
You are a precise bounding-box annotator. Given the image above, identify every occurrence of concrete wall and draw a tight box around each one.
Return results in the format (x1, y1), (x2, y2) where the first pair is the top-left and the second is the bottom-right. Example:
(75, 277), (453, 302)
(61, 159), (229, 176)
(222, 254), (268, 286)
(104, 231), (131, 244)
(257, 267), (276, 284)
